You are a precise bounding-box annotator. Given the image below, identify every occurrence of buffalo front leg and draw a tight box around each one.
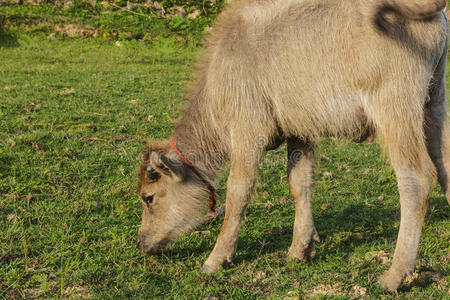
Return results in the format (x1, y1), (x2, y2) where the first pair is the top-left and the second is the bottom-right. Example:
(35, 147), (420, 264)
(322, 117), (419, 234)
(201, 143), (262, 274)
(286, 138), (319, 261)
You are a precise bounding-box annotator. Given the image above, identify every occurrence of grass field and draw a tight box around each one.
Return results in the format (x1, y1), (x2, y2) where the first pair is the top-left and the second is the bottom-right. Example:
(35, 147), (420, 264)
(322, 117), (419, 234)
(0, 1), (225, 43)
(0, 33), (449, 299)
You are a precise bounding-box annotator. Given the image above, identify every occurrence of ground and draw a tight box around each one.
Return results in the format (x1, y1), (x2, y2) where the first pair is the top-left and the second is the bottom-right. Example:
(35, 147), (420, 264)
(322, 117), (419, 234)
(0, 35), (449, 299)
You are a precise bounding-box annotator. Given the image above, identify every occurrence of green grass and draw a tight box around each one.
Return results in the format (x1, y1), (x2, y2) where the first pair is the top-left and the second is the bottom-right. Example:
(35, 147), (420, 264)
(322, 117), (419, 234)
(0, 1), (225, 43)
(0, 35), (449, 299)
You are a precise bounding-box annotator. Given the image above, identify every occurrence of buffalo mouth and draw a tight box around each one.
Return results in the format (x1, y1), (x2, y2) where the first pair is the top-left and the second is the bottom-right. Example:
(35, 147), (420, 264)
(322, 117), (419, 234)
(137, 237), (170, 255)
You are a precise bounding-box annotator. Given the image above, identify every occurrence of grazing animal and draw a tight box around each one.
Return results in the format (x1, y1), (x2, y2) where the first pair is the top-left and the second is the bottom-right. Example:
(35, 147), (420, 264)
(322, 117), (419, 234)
(137, 0), (448, 291)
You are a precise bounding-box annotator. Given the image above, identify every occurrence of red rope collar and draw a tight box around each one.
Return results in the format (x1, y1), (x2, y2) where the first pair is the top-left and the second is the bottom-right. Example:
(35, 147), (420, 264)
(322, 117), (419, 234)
(169, 139), (216, 214)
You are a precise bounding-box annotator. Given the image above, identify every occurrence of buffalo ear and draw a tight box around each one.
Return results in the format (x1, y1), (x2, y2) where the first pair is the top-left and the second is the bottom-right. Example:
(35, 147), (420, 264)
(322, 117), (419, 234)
(150, 151), (184, 181)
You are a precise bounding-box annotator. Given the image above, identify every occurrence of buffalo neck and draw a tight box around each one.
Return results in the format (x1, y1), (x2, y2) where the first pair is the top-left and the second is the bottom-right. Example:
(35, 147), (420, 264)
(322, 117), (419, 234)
(171, 100), (229, 183)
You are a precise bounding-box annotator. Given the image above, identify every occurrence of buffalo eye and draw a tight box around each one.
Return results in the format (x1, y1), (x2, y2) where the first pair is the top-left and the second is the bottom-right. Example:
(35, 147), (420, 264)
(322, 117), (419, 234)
(146, 168), (161, 181)
(142, 194), (154, 205)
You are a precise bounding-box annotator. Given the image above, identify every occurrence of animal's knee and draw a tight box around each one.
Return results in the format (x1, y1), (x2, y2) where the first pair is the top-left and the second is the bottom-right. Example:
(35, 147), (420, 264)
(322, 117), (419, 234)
(227, 178), (254, 194)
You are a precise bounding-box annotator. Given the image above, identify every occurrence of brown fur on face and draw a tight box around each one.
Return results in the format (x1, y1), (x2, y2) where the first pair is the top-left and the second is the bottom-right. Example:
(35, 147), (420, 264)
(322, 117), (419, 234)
(137, 141), (211, 254)
(137, 0), (448, 291)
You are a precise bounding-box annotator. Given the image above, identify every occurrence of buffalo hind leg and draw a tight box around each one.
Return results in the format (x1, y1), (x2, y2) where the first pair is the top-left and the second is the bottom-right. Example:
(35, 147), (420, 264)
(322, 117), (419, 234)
(425, 45), (450, 204)
(426, 106), (450, 205)
(286, 138), (319, 260)
(377, 119), (434, 291)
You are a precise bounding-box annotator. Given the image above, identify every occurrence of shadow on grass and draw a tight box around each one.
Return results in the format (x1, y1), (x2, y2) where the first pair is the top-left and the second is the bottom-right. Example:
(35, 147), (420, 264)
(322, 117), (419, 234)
(398, 266), (447, 292)
(233, 195), (448, 263)
(428, 195), (450, 221)
(232, 205), (394, 264)
(157, 194), (448, 289)
(0, 28), (19, 47)
(159, 201), (399, 265)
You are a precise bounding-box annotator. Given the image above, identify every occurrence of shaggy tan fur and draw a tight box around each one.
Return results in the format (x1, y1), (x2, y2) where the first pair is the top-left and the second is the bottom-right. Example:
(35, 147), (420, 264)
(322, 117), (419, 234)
(138, 0), (448, 291)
